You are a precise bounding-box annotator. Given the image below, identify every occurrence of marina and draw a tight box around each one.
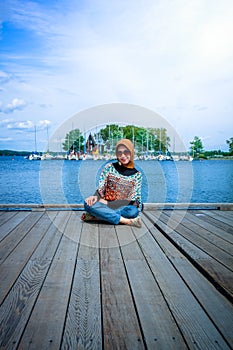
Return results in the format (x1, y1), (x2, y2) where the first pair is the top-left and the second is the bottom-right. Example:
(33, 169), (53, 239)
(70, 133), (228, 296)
(0, 205), (232, 349)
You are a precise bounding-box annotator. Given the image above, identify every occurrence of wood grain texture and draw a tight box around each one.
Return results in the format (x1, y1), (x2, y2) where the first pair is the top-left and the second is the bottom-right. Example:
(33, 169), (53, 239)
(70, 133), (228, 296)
(0, 209), (232, 349)
(0, 212), (54, 304)
(142, 213), (233, 348)
(136, 220), (231, 349)
(150, 210), (233, 269)
(125, 259), (187, 349)
(18, 213), (77, 349)
(146, 211), (233, 300)
(0, 211), (18, 226)
(0, 211), (44, 264)
(100, 255), (144, 349)
(0, 258), (51, 349)
(0, 211), (31, 242)
(61, 259), (102, 350)
(199, 210), (233, 234)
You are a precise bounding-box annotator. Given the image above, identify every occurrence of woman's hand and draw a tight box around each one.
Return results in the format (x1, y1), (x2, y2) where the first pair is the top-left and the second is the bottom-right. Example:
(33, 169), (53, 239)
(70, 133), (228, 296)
(85, 195), (98, 206)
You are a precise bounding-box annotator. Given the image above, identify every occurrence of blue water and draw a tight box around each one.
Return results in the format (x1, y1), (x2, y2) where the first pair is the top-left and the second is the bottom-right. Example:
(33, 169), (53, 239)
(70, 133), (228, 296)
(0, 157), (232, 204)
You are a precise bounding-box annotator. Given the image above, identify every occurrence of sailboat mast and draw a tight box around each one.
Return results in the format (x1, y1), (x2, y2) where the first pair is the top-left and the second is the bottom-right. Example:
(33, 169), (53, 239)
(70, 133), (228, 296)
(47, 125), (49, 153)
(34, 125), (37, 152)
(159, 128), (161, 152)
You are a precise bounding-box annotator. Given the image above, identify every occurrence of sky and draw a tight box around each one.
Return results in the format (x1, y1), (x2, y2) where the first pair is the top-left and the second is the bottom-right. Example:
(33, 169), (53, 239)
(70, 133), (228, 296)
(0, 0), (233, 152)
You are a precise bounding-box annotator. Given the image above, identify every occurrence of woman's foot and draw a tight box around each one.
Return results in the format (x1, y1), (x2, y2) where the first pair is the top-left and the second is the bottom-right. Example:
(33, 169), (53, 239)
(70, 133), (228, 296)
(129, 216), (142, 228)
(81, 212), (97, 222)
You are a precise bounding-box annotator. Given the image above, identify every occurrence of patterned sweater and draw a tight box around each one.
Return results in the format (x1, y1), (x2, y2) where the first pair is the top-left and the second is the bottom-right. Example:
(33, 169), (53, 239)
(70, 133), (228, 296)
(96, 162), (142, 208)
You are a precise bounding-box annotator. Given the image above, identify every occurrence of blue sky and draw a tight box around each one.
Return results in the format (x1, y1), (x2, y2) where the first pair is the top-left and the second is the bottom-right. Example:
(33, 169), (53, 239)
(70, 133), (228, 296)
(0, 0), (233, 151)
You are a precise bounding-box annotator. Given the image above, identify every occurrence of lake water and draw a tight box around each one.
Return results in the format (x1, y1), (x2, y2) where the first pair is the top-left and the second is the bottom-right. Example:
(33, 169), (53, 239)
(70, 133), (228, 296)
(0, 156), (233, 204)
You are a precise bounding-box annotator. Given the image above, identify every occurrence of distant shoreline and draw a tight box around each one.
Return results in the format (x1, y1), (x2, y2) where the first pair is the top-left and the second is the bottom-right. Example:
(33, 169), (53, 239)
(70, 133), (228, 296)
(0, 150), (31, 157)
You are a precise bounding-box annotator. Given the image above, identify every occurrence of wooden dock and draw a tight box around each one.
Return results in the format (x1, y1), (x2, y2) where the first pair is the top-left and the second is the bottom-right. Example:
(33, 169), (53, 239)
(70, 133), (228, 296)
(0, 206), (232, 349)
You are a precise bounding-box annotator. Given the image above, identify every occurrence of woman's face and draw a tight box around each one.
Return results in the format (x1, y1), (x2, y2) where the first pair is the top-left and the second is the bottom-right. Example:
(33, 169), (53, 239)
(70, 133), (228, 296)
(116, 145), (131, 166)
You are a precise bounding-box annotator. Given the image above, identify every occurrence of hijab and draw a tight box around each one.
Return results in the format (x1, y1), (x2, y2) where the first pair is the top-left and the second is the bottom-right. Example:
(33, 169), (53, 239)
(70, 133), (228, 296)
(115, 138), (135, 169)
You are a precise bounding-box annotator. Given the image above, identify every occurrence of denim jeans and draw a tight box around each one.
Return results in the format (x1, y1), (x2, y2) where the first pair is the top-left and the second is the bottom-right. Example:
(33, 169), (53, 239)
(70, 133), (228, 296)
(84, 201), (139, 225)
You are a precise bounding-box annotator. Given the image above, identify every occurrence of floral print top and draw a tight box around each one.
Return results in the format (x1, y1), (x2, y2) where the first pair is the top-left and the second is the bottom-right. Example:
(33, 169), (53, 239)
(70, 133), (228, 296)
(97, 162), (142, 206)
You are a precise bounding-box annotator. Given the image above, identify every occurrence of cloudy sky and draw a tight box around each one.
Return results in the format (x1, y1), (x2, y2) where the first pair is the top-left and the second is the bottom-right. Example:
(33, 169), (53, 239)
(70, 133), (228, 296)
(0, 0), (233, 152)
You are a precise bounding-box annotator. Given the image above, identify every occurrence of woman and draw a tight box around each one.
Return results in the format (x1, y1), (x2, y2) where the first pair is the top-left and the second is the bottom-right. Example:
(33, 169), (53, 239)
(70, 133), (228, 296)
(81, 138), (142, 227)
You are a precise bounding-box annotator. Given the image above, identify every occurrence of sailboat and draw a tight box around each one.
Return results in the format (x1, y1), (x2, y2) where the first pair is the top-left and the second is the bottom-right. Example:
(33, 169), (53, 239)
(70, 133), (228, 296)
(41, 125), (53, 160)
(29, 153), (41, 160)
(29, 126), (41, 160)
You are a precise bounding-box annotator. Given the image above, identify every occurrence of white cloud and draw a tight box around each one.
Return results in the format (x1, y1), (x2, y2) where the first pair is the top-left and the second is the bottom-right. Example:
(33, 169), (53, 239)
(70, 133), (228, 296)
(0, 98), (27, 113)
(37, 119), (51, 130)
(0, 118), (51, 131)
(0, 118), (14, 126)
(0, 137), (13, 141)
(6, 120), (34, 130)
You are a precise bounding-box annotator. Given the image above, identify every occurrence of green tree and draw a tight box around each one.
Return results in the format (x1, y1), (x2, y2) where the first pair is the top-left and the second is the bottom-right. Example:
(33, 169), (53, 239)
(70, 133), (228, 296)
(190, 136), (204, 157)
(150, 128), (170, 153)
(99, 124), (124, 152)
(98, 124), (170, 154)
(63, 129), (84, 152)
(226, 137), (233, 154)
(133, 127), (148, 153)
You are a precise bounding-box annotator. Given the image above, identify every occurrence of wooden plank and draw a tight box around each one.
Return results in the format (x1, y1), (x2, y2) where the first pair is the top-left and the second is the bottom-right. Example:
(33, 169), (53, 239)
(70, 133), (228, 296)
(151, 210), (233, 271)
(0, 211), (68, 349)
(146, 211), (211, 260)
(0, 211), (57, 304)
(100, 225), (144, 349)
(63, 211), (83, 245)
(30, 211), (63, 261)
(101, 258), (144, 349)
(166, 210), (233, 255)
(0, 211), (44, 264)
(0, 258), (52, 349)
(145, 211), (233, 301)
(99, 223), (121, 260)
(125, 260), (188, 349)
(61, 259), (102, 349)
(0, 211), (31, 242)
(115, 225), (187, 349)
(195, 210), (233, 238)
(79, 219), (99, 260)
(214, 210), (233, 221)
(142, 214), (233, 348)
(138, 214), (231, 349)
(0, 211), (18, 226)
(18, 211), (78, 349)
(200, 210), (233, 231)
(171, 258), (233, 348)
(167, 210), (233, 266)
(116, 224), (145, 260)
(173, 210), (233, 244)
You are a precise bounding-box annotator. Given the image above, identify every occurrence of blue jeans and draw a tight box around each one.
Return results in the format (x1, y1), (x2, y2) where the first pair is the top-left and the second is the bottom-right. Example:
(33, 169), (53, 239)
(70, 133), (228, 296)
(84, 201), (139, 225)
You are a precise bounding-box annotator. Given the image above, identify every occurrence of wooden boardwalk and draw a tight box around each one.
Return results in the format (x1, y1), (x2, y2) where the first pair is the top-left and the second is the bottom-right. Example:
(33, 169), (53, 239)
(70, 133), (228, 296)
(0, 208), (232, 349)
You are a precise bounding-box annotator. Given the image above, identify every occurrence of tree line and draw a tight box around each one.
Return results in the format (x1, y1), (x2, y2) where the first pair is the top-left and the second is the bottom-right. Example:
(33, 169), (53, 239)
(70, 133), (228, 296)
(190, 136), (233, 158)
(63, 124), (233, 158)
(62, 124), (171, 155)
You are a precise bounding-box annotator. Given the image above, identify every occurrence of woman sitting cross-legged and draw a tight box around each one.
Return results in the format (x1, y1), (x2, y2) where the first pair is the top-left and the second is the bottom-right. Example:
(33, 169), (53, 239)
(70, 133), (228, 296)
(81, 138), (142, 227)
